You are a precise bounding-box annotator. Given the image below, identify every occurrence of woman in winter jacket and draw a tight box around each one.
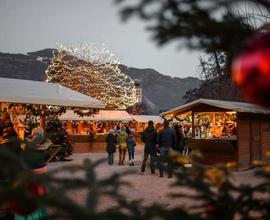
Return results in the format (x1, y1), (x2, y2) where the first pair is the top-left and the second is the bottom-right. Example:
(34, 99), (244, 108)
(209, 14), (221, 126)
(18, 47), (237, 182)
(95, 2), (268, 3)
(117, 128), (128, 165)
(106, 129), (117, 165)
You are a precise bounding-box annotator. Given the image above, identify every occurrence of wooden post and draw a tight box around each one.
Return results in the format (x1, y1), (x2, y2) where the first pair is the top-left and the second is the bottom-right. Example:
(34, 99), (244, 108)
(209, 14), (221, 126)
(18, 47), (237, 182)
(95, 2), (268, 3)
(192, 111), (195, 138)
(40, 115), (46, 129)
(39, 105), (46, 129)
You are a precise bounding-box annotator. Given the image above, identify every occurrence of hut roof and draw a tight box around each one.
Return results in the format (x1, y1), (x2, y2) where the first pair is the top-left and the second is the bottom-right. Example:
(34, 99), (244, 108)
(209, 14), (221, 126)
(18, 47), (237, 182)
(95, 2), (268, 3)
(0, 77), (105, 108)
(60, 110), (132, 121)
(132, 115), (163, 124)
(160, 99), (270, 117)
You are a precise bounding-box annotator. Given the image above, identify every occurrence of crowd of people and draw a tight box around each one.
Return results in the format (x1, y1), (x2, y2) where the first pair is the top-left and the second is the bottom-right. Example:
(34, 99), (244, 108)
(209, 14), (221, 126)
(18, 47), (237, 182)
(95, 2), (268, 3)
(105, 119), (190, 178)
(105, 125), (137, 166)
(0, 113), (189, 219)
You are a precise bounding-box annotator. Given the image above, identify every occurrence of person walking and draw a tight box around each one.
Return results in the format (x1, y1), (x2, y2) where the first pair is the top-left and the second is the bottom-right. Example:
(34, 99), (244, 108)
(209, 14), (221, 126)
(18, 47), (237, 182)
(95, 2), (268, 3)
(140, 120), (158, 175)
(117, 127), (128, 165)
(106, 129), (117, 165)
(158, 120), (176, 178)
(127, 129), (136, 166)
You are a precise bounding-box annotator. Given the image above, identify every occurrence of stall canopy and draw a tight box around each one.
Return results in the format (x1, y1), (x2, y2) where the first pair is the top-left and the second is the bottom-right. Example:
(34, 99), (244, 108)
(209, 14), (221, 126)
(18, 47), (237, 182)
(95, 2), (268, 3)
(161, 98), (270, 117)
(0, 77), (105, 108)
(132, 115), (163, 124)
(60, 110), (132, 121)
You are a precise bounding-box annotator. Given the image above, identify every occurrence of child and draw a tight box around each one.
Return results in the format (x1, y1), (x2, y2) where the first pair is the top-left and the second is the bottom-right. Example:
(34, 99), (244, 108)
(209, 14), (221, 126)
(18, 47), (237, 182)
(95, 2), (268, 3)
(106, 129), (117, 165)
(127, 129), (136, 166)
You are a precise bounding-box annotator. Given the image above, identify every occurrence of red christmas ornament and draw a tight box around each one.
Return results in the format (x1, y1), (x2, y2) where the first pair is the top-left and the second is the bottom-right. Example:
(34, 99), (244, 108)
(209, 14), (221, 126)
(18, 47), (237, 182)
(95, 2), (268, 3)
(5, 181), (45, 216)
(205, 204), (217, 219)
(232, 32), (270, 107)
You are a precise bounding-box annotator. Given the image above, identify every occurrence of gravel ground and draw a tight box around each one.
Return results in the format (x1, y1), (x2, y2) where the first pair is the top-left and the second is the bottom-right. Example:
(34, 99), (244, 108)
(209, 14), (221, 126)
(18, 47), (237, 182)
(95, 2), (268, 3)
(47, 145), (262, 212)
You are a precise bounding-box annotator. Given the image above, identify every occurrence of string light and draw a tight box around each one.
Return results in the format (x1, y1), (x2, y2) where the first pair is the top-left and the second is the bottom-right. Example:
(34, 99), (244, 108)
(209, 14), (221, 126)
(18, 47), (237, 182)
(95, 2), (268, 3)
(46, 43), (137, 113)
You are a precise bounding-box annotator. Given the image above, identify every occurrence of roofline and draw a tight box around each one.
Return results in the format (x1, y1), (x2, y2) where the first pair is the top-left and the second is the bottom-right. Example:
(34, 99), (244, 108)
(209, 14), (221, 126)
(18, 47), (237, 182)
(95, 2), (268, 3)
(160, 98), (270, 117)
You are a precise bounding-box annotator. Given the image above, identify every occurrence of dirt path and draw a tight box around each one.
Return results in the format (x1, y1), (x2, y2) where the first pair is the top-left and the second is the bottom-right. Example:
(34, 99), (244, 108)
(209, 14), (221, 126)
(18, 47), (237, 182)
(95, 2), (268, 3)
(47, 145), (261, 211)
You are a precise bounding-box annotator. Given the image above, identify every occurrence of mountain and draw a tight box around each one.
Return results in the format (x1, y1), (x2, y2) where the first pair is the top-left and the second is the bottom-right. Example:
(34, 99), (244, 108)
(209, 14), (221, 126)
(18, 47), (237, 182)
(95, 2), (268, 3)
(0, 49), (201, 114)
(119, 65), (201, 112)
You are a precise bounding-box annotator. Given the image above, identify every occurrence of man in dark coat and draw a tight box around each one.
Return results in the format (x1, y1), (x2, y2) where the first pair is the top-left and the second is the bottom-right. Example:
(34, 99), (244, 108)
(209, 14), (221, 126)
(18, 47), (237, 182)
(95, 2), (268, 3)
(140, 120), (158, 174)
(158, 120), (176, 178)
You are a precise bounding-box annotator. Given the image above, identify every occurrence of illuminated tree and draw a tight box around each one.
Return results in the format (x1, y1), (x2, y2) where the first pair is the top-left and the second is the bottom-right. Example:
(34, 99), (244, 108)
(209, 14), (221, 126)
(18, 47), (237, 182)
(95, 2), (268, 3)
(46, 43), (137, 112)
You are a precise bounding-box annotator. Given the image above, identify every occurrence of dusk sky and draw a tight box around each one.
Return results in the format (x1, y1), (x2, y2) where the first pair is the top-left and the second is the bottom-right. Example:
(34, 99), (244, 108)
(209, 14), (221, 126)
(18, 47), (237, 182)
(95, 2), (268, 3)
(0, 0), (201, 78)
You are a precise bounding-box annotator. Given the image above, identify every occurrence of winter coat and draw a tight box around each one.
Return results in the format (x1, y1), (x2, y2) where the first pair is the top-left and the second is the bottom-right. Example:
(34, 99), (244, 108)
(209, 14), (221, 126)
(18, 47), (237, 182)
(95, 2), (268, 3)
(141, 126), (158, 155)
(117, 130), (128, 150)
(158, 126), (176, 150)
(127, 133), (136, 151)
(106, 134), (117, 153)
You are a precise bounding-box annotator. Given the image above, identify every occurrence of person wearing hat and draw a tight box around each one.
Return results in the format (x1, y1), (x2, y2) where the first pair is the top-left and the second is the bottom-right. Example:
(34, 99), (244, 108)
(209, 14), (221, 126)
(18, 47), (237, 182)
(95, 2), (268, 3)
(23, 127), (52, 171)
(140, 120), (158, 175)
(106, 129), (117, 165)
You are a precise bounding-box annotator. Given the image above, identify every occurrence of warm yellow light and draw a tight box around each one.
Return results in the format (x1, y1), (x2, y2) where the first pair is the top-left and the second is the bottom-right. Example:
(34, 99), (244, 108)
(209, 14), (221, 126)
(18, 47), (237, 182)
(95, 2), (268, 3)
(46, 44), (137, 112)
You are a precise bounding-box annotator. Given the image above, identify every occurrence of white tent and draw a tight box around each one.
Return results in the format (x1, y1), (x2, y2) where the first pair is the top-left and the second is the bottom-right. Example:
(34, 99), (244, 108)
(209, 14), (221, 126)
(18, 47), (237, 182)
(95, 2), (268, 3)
(0, 77), (105, 108)
(132, 115), (163, 124)
(60, 110), (132, 121)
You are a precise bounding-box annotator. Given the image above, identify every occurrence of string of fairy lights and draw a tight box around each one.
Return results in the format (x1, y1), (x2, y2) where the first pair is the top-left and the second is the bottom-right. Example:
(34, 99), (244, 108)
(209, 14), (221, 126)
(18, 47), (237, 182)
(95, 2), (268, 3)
(46, 43), (137, 111)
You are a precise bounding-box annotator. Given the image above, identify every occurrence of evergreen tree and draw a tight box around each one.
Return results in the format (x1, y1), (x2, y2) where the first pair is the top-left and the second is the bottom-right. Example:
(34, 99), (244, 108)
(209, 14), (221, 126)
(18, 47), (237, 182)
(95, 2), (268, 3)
(46, 119), (73, 161)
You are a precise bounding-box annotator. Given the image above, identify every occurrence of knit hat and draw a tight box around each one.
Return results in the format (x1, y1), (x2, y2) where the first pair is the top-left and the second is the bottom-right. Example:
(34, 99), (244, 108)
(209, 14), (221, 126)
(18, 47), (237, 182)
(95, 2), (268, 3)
(148, 120), (154, 126)
(35, 138), (52, 150)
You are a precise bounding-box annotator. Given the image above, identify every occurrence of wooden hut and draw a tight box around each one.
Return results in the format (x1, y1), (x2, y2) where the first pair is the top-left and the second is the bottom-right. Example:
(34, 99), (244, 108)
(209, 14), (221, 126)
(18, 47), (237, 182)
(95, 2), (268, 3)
(59, 110), (132, 153)
(161, 99), (270, 168)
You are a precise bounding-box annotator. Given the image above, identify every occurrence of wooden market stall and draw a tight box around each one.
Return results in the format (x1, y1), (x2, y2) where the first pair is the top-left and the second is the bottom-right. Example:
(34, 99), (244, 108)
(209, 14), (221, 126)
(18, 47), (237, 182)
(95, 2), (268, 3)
(59, 110), (132, 152)
(0, 77), (105, 129)
(59, 111), (164, 152)
(161, 99), (270, 167)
